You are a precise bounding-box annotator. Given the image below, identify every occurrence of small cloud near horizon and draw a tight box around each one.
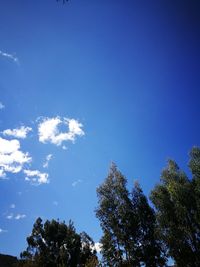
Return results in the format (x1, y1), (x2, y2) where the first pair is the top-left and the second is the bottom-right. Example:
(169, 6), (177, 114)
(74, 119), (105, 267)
(15, 214), (26, 220)
(93, 242), (102, 253)
(6, 213), (26, 220)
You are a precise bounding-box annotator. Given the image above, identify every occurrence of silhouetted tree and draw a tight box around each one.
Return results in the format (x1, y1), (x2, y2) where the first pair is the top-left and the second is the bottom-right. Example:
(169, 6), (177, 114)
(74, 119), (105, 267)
(20, 217), (97, 267)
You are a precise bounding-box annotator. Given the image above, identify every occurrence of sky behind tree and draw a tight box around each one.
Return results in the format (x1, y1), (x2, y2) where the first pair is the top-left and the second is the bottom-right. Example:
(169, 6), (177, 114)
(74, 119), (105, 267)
(0, 0), (200, 257)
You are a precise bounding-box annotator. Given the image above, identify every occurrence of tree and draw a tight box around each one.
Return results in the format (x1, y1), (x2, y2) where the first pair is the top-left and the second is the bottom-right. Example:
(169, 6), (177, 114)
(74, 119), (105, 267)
(96, 163), (166, 266)
(80, 232), (99, 266)
(20, 217), (97, 267)
(131, 182), (166, 267)
(150, 147), (200, 267)
(96, 163), (133, 266)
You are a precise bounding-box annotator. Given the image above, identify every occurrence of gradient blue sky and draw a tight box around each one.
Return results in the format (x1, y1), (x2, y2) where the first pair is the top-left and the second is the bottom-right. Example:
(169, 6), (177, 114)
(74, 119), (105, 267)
(0, 0), (200, 258)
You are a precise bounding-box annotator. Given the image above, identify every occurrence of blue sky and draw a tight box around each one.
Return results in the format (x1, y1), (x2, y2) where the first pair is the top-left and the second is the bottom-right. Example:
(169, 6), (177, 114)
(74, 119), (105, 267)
(0, 0), (200, 257)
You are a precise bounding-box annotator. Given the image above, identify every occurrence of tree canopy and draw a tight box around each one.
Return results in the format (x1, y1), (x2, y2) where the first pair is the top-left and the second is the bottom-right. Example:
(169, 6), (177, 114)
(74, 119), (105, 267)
(96, 163), (166, 266)
(150, 147), (200, 267)
(16, 147), (200, 267)
(20, 218), (97, 267)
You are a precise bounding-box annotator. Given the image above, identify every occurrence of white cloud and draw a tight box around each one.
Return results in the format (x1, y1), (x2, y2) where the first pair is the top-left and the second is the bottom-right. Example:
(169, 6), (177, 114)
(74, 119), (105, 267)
(72, 179), (82, 187)
(3, 126), (32, 139)
(0, 137), (31, 178)
(38, 117), (84, 146)
(10, 204), (15, 209)
(43, 154), (53, 168)
(6, 212), (26, 220)
(0, 50), (19, 63)
(0, 228), (7, 234)
(24, 169), (49, 185)
(93, 242), (102, 253)
(15, 214), (26, 220)
(6, 213), (13, 220)
(0, 102), (5, 110)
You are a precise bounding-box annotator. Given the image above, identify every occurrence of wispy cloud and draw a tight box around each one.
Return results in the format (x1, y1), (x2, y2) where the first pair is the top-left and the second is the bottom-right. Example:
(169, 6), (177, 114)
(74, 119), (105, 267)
(0, 50), (19, 64)
(0, 102), (5, 110)
(72, 179), (82, 187)
(6, 213), (26, 220)
(38, 117), (84, 146)
(15, 214), (26, 220)
(3, 126), (32, 139)
(6, 213), (14, 220)
(24, 169), (49, 185)
(0, 137), (31, 178)
(53, 201), (58, 206)
(10, 204), (15, 209)
(43, 154), (53, 168)
(0, 228), (8, 234)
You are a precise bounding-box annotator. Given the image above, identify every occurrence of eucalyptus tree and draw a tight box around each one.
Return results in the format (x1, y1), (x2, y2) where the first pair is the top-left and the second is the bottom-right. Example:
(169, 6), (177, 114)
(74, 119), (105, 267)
(131, 182), (166, 267)
(151, 147), (200, 267)
(96, 163), (166, 266)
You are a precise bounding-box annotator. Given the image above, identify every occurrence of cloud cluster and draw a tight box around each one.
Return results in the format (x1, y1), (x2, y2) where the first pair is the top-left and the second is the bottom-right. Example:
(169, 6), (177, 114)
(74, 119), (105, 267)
(0, 50), (19, 63)
(3, 126), (32, 139)
(24, 169), (49, 185)
(0, 137), (31, 178)
(38, 117), (84, 146)
(0, 116), (84, 185)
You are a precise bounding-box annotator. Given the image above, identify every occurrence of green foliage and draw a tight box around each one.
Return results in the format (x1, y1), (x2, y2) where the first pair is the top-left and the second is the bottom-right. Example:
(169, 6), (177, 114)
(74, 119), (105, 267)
(96, 163), (166, 266)
(80, 232), (98, 265)
(17, 146), (200, 266)
(131, 182), (166, 267)
(150, 147), (200, 267)
(20, 218), (96, 267)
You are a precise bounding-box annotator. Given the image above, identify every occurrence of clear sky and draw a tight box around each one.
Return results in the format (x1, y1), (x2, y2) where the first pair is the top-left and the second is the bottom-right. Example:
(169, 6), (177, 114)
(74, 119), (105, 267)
(0, 0), (200, 257)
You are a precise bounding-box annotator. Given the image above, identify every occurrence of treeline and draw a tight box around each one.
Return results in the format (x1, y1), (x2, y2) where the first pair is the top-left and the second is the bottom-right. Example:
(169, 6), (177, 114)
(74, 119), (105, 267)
(8, 147), (200, 267)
